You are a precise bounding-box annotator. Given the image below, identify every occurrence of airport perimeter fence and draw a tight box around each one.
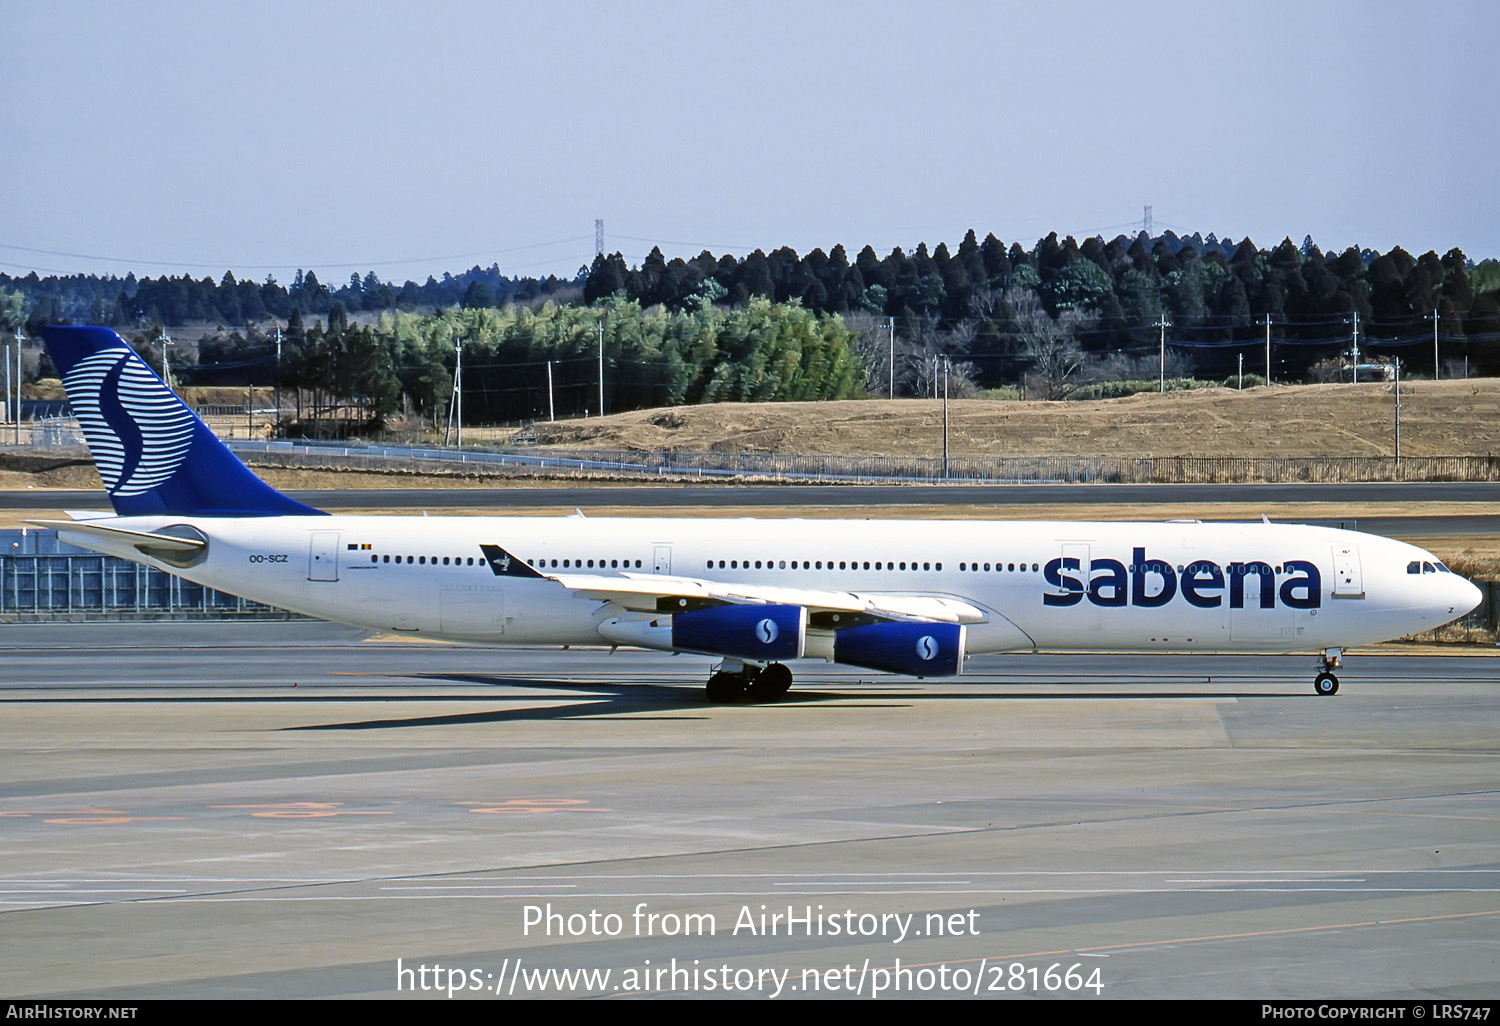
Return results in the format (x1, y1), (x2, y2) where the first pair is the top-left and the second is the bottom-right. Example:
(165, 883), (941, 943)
(231, 439), (1500, 485)
(0, 529), (302, 622)
(14, 414), (1500, 482)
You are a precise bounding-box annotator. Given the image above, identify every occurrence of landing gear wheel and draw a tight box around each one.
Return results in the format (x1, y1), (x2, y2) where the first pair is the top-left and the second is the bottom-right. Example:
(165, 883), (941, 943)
(744, 662), (793, 702)
(1314, 672), (1339, 696)
(705, 671), (747, 704)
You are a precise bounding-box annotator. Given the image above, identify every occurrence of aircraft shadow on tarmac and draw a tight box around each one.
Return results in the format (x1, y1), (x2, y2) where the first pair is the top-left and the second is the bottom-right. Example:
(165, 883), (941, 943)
(282, 671), (1306, 730)
(283, 672), (880, 729)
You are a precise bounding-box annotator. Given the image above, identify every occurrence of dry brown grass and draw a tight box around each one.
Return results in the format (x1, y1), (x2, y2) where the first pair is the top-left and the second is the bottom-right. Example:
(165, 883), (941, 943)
(528, 380), (1500, 459)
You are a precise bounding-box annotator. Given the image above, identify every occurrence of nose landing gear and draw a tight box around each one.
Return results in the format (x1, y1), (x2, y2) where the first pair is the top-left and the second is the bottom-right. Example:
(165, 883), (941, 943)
(1314, 648), (1342, 696)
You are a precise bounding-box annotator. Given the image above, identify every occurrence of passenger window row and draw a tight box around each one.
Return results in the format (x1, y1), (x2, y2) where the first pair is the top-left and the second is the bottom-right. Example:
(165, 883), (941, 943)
(541, 558), (644, 569)
(706, 559), (944, 571)
(370, 554), (647, 570)
(372, 554), (482, 566)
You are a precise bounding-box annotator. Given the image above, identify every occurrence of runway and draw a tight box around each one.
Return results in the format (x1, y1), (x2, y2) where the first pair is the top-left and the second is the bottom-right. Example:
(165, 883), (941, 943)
(2, 623), (1498, 999)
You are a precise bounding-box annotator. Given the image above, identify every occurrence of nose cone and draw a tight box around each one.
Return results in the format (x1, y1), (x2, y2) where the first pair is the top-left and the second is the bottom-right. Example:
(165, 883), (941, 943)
(1452, 574), (1484, 620)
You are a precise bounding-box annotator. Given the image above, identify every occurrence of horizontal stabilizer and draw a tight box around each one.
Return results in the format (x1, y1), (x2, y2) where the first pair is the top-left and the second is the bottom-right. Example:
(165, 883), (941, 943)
(26, 519), (206, 552)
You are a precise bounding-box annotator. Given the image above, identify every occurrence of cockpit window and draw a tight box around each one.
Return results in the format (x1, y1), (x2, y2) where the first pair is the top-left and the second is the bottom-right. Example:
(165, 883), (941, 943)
(1436, 562), (1451, 572)
(1423, 562), (1436, 574)
(1407, 561), (1421, 574)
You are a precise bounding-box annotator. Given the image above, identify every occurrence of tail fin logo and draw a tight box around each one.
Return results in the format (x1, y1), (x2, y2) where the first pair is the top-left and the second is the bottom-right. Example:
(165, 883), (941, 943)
(62, 348), (196, 497)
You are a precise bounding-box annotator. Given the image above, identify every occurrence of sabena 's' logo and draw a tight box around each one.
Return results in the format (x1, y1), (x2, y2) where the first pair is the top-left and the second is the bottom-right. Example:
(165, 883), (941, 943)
(62, 348), (195, 497)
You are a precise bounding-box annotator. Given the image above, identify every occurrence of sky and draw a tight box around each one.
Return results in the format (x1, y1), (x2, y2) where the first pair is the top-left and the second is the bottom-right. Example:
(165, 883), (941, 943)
(3, 0), (1497, 286)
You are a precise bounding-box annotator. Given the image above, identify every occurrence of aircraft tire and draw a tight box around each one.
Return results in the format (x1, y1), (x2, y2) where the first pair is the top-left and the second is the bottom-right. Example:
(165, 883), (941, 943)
(1314, 672), (1340, 696)
(705, 671), (748, 704)
(744, 662), (793, 702)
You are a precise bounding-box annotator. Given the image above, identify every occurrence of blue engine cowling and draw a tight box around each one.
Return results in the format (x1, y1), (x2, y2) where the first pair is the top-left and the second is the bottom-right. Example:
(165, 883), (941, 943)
(834, 621), (965, 676)
(671, 604), (806, 661)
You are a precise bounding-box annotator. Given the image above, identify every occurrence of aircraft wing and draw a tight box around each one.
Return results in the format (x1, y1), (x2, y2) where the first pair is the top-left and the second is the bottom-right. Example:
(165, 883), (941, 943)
(546, 570), (990, 624)
(479, 543), (989, 624)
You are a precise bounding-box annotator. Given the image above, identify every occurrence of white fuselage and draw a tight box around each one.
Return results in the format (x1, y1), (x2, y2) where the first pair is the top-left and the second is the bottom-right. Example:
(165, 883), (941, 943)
(55, 514), (1478, 662)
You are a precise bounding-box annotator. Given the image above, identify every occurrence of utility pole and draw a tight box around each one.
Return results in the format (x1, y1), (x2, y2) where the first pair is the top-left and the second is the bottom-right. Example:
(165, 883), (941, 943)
(1427, 307), (1440, 380)
(546, 360), (555, 422)
(444, 338), (463, 446)
(1350, 311), (1360, 383)
(1156, 314), (1171, 392)
(1238, 352), (1244, 390)
(887, 316), (895, 399)
(157, 328), (174, 392)
(273, 325), (283, 438)
(12, 333), (21, 444)
(1394, 356), (1402, 464)
(597, 319), (605, 417)
(941, 355), (950, 480)
(1260, 313), (1274, 385)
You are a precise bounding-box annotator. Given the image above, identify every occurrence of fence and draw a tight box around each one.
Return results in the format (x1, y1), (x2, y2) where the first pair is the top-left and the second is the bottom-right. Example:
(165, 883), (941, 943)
(15, 407), (1500, 483)
(0, 529), (302, 622)
(232, 440), (1500, 485)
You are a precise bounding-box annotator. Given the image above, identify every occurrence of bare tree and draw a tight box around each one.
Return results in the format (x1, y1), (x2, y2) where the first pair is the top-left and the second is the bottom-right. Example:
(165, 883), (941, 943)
(1007, 288), (1096, 399)
(901, 314), (981, 397)
(1094, 350), (1194, 383)
(845, 311), (981, 397)
(966, 284), (1005, 323)
(844, 310), (895, 395)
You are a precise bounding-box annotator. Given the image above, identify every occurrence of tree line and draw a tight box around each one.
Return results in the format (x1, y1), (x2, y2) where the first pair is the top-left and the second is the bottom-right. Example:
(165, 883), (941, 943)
(4, 230), (1499, 417)
(585, 232), (1500, 384)
(3, 263), (582, 331)
(138, 297), (865, 433)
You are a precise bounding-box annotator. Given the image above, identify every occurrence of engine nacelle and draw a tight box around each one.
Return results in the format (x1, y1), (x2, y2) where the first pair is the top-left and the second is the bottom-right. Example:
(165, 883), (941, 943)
(671, 603), (806, 661)
(834, 621), (965, 677)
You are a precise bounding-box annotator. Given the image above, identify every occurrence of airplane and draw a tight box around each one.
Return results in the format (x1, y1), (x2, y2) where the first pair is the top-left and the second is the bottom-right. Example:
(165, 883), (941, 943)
(29, 325), (1483, 701)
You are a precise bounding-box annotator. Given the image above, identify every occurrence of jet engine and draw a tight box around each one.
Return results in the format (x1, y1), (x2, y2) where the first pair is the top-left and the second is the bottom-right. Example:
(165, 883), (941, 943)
(670, 603), (807, 661)
(833, 621), (965, 676)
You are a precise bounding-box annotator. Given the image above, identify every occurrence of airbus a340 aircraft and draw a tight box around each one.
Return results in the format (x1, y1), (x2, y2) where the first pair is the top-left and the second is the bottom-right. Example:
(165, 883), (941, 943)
(32, 326), (1481, 700)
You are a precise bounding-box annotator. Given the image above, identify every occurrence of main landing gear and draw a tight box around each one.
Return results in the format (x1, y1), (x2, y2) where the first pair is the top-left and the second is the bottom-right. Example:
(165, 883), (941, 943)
(1314, 648), (1342, 696)
(704, 660), (793, 704)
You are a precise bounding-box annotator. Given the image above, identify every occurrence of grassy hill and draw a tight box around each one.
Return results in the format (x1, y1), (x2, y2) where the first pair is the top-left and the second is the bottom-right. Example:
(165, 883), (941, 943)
(525, 380), (1500, 460)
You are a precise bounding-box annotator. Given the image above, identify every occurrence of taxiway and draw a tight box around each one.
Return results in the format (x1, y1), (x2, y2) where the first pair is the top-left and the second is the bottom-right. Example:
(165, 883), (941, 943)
(1, 624), (1497, 999)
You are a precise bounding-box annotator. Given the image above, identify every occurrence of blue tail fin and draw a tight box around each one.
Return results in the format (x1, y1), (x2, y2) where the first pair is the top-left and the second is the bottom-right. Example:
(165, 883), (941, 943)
(41, 326), (324, 517)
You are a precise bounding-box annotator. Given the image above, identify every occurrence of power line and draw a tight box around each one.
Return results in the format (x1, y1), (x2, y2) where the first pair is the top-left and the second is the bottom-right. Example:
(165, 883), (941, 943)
(610, 233), (762, 253)
(0, 236), (595, 272)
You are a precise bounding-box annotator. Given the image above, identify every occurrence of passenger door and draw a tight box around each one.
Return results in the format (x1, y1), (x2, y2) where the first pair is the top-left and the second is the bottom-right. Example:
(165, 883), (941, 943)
(308, 531), (340, 582)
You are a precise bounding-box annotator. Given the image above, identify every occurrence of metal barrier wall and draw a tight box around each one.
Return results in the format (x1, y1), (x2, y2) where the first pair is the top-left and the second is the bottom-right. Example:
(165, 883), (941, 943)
(0, 529), (303, 622)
